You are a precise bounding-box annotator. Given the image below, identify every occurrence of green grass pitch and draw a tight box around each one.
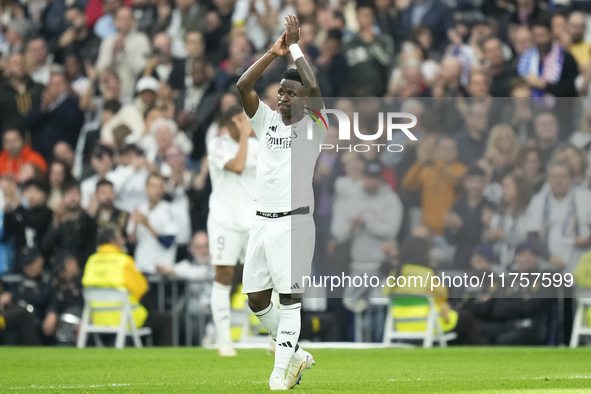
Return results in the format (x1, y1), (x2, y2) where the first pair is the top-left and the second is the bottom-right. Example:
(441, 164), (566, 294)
(1, 347), (591, 393)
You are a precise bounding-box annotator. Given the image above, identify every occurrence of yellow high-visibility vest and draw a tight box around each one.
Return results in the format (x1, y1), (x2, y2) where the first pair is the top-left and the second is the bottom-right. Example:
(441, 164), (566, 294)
(387, 264), (458, 333)
(82, 244), (148, 328)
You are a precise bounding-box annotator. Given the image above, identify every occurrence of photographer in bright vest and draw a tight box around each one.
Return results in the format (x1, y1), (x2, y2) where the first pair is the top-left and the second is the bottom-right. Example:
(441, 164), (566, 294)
(82, 228), (172, 345)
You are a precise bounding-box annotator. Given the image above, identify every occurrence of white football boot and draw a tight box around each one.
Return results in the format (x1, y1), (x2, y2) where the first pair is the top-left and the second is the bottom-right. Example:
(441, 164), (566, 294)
(217, 343), (237, 357)
(269, 375), (288, 390)
(285, 350), (315, 389)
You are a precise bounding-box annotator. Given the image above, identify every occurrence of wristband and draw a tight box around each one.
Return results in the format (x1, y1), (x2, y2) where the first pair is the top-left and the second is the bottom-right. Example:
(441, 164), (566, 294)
(289, 43), (304, 61)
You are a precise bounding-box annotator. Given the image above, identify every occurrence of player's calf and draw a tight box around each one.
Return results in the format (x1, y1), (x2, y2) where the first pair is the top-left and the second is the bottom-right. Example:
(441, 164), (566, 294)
(211, 265), (236, 356)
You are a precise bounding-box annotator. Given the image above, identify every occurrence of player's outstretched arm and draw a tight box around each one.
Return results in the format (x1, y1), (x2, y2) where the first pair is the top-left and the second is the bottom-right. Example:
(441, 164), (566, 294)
(236, 32), (290, 118)
(224, 114), (252, 174)
(284, 15), (322, 110)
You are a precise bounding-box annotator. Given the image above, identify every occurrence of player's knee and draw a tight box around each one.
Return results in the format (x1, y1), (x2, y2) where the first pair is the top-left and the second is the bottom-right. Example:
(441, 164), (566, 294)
(214, 266), (234, 285)
(247, 291), (272, 312)
(247, 297), (266, 313)
(279, 293), (301, 306)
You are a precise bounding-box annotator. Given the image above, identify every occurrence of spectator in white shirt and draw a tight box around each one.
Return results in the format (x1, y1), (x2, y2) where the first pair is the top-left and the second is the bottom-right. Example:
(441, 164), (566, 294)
(525, 159), (591, 272)
(114, 143), (150, 213)
(163, 145), (193, 260)
(127, 173), (178, 274)
(100, 76), (160, 145)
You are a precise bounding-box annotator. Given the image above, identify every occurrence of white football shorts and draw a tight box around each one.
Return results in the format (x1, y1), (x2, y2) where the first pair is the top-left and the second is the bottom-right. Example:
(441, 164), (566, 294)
(242, 214), (315, 294)
(208, 218), (249, 267)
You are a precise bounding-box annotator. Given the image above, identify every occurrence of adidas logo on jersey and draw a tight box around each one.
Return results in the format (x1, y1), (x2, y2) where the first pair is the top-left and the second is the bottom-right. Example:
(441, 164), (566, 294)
(291, 283), (300, 290)
(269, 125), (277, 132)
(278, 341), (293, 348)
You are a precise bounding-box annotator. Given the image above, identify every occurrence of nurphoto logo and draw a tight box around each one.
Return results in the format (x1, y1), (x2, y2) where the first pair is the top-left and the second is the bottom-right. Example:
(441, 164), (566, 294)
(304, 108), (418, 152)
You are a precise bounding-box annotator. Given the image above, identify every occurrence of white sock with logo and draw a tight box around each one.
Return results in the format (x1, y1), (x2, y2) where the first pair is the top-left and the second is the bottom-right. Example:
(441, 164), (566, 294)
(254, 302), (280, 338)
(254, 302), (306, 363)
(272, 303), (302, 378)
(211, 282), (232, 347)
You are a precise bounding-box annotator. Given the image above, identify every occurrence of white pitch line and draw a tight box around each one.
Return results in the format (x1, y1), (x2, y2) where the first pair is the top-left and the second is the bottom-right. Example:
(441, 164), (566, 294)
(7, 375), (591, 390)
(5, 383), (148, 390)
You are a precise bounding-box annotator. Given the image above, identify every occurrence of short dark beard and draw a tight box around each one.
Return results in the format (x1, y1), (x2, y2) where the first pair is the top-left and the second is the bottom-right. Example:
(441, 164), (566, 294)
(98, 202), (114, 211)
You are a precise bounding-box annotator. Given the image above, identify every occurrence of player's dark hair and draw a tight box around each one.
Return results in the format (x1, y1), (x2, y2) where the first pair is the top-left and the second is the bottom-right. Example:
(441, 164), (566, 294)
(282, 68), (303, 85)
(96, 179), (114, 190)
(464, 165), (486, 179)
(220, 105), (245, 128)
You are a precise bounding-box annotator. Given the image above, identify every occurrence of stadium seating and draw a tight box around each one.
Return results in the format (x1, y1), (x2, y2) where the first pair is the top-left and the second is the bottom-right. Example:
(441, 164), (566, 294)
(569, 289), (591, 348)
(383, 295), (456, 348)
(77, 288), (152, 349)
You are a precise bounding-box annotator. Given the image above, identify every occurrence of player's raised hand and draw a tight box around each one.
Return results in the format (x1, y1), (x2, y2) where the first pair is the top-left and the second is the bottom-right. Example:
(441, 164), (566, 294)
(284, 14), (300, 46)
(270, 31), (290, 57)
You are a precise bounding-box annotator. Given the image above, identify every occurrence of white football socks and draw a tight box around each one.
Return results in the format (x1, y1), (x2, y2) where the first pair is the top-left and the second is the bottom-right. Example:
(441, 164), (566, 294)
(211, 282), (232, 347)
(254, 302), (281, 339)
(272, 303), (302, 377)
(254, 302), (307, 363)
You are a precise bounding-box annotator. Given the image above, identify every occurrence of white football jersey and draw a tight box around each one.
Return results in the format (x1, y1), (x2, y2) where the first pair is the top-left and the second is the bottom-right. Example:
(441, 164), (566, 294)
(127, 200), (178, 274)
(208, 133), (259, 231)
(247, 100), (327, 213)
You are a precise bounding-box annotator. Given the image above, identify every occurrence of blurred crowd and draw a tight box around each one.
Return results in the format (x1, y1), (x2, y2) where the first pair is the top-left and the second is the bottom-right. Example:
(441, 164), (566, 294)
(1, 0), (591, 346)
